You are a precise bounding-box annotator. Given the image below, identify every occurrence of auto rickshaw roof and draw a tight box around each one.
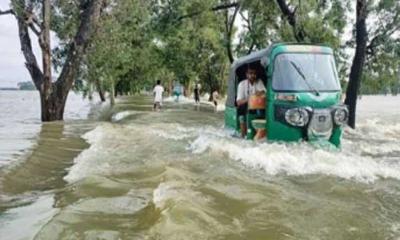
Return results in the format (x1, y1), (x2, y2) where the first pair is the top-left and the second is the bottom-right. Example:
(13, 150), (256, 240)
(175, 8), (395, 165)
(230, 45), (275, 71)
(230, 43), (333, 72)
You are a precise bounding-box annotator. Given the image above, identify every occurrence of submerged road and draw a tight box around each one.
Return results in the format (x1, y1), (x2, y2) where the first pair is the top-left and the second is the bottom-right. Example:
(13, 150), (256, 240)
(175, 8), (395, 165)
(1, 93), (400, 239)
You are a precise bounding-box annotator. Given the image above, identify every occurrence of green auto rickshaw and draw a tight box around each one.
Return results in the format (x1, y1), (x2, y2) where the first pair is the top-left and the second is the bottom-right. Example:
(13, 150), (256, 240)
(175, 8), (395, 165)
(224, 43), (348, 147)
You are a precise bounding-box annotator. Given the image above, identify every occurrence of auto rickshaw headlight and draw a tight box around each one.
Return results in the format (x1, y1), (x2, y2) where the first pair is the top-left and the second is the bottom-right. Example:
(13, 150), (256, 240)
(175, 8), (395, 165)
(333, 107), (348, 126)
(285, 108), (310, 127)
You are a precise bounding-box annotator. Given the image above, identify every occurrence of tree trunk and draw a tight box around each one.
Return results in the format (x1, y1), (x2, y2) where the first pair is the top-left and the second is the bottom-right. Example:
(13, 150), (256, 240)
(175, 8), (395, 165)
(8, 0), (104, 122)
(224, 3), (239, 63)
(41, 0), (52, 101)
(49, 0), (104, 121)
(344, 0), (368, 129)
(40, 85), (68, 121)
(98, 88), (106, 102)
(95, 79), (106, 102)
(16, 18), (43, 91)
(275, 0), (306, 42)
(110, 81), (115, 106)
(114, 84), (118, 97)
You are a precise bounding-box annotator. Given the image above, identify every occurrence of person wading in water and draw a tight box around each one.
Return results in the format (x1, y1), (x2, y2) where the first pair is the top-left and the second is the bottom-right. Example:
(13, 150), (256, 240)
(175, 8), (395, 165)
(194, 82), (201, 105)
(153, 80), (164, 111)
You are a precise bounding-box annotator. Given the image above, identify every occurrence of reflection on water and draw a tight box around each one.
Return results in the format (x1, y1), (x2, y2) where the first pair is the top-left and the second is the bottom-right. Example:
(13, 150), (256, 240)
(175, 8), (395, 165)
(0, 123), (89, 195)
(1, 93), (400, 240)
(0, 91), (99, 239)
(0, 91), (97, 168)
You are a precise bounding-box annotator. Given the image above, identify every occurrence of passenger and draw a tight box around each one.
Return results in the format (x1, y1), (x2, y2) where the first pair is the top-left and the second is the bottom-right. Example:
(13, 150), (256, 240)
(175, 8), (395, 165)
(236, 66), (266, 138)
(153, 80), (164, 111)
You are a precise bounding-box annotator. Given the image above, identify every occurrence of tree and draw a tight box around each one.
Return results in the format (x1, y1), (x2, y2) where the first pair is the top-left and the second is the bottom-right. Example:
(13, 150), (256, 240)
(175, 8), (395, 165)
(343, 0), (399, 127)
(0, 0), (104, 121)
(150, 0), (231, 96)
(344, 0), (368, 128)
(271, 0), (398, 128)
(274, 0), (307, 42)
(222, 0), (240, 63)
(236, 0), (284, 55)
(361, 0), (400, 95)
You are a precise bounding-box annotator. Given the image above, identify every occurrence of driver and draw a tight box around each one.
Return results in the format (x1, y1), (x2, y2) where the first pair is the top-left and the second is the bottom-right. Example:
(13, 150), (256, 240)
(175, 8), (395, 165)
(236, 66), (266, 138)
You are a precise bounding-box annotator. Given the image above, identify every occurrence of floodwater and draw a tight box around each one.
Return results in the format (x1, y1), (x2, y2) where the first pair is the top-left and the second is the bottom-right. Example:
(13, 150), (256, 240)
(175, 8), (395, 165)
(0, 91), (400, 240)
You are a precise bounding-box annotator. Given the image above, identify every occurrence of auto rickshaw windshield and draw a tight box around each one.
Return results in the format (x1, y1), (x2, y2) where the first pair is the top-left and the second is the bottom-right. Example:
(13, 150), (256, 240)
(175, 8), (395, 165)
(272, 53), (340, 92)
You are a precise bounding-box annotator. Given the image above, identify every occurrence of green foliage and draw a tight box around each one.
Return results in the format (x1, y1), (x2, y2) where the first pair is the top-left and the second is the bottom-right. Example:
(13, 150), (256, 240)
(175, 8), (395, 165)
(237, 0), (351, 84)
(150, 0), (229, 95)
(84, 0), (156, 96)
(360, 0), (400, 94)
(362, 46), (400, 95)
(62, 0), (398, 98)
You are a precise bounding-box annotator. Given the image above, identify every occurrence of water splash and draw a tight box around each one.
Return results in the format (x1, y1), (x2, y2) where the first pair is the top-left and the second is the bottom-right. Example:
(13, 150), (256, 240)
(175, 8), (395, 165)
(186, 121), (400, 183)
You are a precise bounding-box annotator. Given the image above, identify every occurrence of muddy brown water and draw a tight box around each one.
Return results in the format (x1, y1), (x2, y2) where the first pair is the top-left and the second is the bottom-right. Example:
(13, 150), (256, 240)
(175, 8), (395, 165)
(1, 91), (400, 240)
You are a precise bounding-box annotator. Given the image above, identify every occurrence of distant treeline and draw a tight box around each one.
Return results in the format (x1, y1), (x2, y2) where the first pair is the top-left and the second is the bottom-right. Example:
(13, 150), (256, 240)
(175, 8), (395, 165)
(0, 81), (35, 91)
(17, 81), (36, 91)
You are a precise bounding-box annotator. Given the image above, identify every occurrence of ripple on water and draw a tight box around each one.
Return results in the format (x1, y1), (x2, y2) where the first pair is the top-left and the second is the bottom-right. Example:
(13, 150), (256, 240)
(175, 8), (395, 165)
(2, 95), (400, 240)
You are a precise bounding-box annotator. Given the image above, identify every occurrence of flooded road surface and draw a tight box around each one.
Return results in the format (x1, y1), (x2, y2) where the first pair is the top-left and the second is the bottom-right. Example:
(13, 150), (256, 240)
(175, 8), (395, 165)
(1, 92), (400, 239)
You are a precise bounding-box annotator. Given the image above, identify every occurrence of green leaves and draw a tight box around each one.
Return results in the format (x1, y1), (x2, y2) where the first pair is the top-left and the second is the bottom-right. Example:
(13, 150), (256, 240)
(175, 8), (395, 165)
(84, 0), (155, 94)
(77, 0), (398, 97)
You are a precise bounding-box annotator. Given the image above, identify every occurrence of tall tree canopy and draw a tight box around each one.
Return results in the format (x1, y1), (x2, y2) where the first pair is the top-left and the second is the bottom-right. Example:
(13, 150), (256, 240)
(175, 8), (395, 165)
(2, 0), (399, 126)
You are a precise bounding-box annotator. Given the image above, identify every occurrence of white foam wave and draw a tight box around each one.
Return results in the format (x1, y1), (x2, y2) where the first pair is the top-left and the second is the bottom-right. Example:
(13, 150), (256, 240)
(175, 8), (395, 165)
(71, 195), (149, 215)
(198, 100), (226, 112)
(149, 124), (231, 141)
(357, 141), (400, 157)
(64, 123), (140, 183)
(152, 181), (204, 209)
(152, 182), (179, 209)
(346, 118), (400, 141)
(188, 133), (400, 183)
(216, 103), (225, 112)
(163, 96), (194, 104)
(111, 110), (140, 122)
(163, 95), (226, 111)
(390, 223), (400, 239)
(149, 128), (192, 140)
(150, 181), (232, 239)
(66, 113), (400, 185)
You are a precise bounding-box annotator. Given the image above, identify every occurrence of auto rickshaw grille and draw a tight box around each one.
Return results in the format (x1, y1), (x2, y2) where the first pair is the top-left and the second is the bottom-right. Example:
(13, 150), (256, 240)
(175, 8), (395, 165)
(307, 109), (333, 140)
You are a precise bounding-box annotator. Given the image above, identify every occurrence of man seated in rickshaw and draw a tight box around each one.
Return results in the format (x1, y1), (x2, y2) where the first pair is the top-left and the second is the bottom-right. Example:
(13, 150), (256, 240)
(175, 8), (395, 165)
(236, 66), (266, 138)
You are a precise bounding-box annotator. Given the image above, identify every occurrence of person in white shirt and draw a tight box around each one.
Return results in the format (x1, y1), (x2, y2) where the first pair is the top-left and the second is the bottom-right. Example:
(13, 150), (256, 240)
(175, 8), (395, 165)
(236, 66), (266, 137)
(153, 80), (164, 111)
